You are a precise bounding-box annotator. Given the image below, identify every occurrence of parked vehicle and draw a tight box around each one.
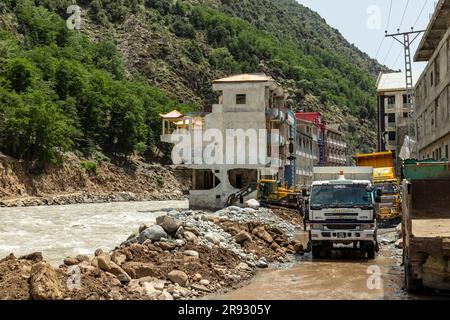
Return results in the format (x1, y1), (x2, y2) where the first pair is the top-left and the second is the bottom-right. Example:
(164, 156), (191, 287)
(306, 167), (379, 259)
(402, 160), (450, 293)
(355, 151), (402, 226)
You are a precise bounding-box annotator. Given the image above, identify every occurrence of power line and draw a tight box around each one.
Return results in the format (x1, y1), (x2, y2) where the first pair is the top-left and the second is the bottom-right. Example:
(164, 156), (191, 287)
(413, 0), (429, 29)
(398, 0), (411, 30)
(375, 37), (385, 59)
(382, 39), (394, 65)
(392, 47), (403, 70)
(386, 0), (393, 31)
(375, 0), (393, 60)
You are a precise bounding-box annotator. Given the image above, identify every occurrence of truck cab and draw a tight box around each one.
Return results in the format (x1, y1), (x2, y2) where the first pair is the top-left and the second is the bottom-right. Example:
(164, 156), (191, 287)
(307, 167), (378, 259)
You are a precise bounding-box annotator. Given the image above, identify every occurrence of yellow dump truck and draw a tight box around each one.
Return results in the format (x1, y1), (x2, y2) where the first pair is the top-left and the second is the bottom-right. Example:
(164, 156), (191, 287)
(355, 151), (402, 225)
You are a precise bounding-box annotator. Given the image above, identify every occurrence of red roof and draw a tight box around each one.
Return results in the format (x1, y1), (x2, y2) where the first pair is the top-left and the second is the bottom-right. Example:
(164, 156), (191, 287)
(295, 112), (326, 128)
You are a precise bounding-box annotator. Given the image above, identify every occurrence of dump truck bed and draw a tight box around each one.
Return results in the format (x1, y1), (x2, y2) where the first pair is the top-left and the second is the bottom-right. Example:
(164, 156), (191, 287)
(412, 219), (450, 238)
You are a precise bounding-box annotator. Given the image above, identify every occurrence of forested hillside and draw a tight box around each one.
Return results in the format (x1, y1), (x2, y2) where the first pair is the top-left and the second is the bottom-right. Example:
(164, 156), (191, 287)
(0, 0), (386, 169)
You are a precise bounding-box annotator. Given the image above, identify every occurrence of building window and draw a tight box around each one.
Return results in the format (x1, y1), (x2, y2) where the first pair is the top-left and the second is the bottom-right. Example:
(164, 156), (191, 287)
(403, 94), (411, 104)
(387, 96), (395, 105)
(446, 145), (449, 159)
(403, 112), (408, 118)
(387, 113), (396, 123)
(236, 94), (246, 105)
(388, 132), (396, 141)
(430, 71), (434, 87)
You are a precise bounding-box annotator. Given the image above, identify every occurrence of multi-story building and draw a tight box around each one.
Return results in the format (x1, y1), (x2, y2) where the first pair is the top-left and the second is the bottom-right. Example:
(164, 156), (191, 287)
(326, 124), (348, 166)
(295, 112), (327, 166)
(376, 72), (418, 172)
(295, 112), (347, 168)
(295, 118), (316, 186)
(414, 0), (450, 160)
(161, 74), (295, 210)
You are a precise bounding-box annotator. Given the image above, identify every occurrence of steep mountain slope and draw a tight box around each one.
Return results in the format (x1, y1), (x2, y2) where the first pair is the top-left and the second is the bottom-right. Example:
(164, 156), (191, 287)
(1, 0), (383, 167)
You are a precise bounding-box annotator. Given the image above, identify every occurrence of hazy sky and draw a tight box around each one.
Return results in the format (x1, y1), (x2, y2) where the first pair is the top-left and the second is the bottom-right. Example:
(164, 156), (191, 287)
(297, 0), (437, 77)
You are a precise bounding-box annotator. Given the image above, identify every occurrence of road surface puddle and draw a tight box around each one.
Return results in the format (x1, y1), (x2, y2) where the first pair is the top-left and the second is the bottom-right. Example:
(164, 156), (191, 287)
(209, 248), (410, 300)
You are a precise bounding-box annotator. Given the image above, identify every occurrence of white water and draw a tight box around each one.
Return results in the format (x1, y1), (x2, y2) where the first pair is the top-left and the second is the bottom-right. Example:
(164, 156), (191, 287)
(0, 200), (188, 266)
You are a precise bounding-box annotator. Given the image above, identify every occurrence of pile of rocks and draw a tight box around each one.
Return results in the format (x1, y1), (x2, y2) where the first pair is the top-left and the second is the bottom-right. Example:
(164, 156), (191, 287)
(378, 224), (403, 263)
(0, 205), (304, 300)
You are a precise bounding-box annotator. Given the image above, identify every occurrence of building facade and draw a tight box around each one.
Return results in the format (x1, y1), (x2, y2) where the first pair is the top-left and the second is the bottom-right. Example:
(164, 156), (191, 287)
(414, 0), (450, 160)
(376, 72), (419, 173)
(161, 74), (295, 210)
(295, 118), (316, 186)
(295, 112), (347, 167)
(326, 124), (348, 166)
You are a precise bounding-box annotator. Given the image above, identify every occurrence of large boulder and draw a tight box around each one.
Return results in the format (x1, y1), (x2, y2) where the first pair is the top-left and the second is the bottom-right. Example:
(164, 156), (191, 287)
(122, 262), (156, 279)
(234, 231), (253, 244)
(205, 232), (220, 245)
(138, 225), (167, 243)
(183, 231), (198, 244)
(156, 216), (182, 235)
(29, 262), (63, 300)
(246, 199), (260, 209)
(109, 262), (131, 283)
(97, 254), (111, 271)
(167, 270), (188, 287)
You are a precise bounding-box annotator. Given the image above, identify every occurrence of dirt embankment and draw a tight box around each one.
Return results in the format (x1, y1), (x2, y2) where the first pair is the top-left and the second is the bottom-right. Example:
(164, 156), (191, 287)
(0, 153), (190, 207)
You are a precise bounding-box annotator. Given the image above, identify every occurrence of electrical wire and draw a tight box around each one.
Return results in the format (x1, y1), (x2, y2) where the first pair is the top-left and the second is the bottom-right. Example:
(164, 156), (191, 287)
(392, 47), (403, 70)
(398, 0), (410, 30)
(413, 0), (429, 29)
(382, 39), (394, 65)
(386, 0), (393, 31)
(375, 0), (393, 60)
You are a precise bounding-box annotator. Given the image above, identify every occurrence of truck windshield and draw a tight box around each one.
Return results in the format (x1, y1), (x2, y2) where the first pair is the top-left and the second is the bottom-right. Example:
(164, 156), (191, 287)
(310, 184), (372, 208)
(377, 183), (398, 195)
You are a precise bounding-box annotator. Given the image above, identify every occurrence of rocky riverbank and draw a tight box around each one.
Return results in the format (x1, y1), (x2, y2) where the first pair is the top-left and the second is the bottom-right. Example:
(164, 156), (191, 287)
(0, 153), (190, 207)
(0, 205), (305, 300)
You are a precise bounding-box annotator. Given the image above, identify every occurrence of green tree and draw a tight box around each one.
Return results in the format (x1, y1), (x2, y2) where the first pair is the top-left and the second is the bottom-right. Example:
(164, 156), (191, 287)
(4, 57), (37, 93)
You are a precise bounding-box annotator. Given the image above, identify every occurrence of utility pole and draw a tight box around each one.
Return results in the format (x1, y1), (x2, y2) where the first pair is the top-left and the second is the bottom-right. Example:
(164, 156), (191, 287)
(385, 29), (426, 162)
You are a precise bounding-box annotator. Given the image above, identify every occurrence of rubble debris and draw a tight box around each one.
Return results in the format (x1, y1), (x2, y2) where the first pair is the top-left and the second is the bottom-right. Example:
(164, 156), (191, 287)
(0, 206), (304, 300)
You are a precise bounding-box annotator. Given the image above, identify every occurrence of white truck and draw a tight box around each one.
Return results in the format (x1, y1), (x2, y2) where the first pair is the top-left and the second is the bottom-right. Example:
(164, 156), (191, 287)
(306, 167), (379, 259)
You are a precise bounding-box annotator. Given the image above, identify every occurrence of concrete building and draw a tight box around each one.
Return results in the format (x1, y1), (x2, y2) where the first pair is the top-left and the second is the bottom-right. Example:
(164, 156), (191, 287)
(376, 72), (418, 171)
(295, 118), (316, 186)
(326, 124), (348, 166)
(295, 112), (327, 166)
(295, 112), (347, 168)
(414, 0), (450, 160)
(161, 74), (295, 210)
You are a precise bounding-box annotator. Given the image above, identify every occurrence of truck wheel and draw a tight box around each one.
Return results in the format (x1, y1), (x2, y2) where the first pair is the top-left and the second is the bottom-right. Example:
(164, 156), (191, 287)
(312, 245), (322, 259)
(404, 251), (423, 293)
(366, 243), (376, 260)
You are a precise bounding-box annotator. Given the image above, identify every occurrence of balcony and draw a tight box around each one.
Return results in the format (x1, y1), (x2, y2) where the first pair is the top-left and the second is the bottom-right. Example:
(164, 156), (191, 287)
(269, 132), (286, 146)
(266, 108), (286, 122)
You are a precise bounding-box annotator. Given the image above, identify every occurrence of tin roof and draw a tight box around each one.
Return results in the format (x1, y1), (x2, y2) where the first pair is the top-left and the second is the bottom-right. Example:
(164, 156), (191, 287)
(159, 110), (183, 119)
(213, 73), (273, 83)
(376, 72), (418, 92)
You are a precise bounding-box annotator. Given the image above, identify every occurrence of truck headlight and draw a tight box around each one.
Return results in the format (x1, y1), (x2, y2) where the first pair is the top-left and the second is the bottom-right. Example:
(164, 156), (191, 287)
(359, 224), (375, 230)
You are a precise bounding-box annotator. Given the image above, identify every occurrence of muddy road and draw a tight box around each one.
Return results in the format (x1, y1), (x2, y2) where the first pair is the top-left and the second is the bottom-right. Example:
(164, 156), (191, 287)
(208, 246), (408, 300)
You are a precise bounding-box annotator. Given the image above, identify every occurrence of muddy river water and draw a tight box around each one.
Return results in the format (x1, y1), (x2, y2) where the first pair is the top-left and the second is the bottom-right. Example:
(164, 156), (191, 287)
(0, 200), (188, 265)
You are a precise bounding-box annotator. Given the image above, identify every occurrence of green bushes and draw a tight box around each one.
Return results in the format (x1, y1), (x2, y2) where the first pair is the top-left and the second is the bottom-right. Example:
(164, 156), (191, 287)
(80, 160), (98, 173)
